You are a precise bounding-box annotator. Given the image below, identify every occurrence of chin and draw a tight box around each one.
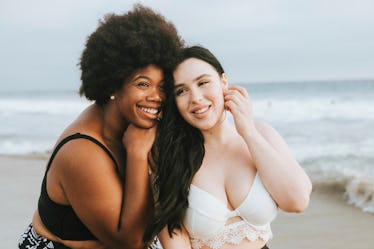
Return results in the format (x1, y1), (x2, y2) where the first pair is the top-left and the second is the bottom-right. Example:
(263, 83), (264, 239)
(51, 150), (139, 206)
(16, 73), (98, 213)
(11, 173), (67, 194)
(193, 122), (216, 131)
(134, 119), (157, 129)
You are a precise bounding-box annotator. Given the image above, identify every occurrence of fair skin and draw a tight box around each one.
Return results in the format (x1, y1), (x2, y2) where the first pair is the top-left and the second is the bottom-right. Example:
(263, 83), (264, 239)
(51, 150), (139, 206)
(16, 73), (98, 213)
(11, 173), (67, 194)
(32, 64), (164, 249)
(159, 58), (312, 249)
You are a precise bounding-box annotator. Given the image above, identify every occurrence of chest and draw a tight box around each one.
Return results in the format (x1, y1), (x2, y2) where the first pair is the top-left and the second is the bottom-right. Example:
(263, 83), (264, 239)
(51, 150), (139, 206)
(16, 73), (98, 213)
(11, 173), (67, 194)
(184, 172), (278, 241)
(192, 145), (256, 208)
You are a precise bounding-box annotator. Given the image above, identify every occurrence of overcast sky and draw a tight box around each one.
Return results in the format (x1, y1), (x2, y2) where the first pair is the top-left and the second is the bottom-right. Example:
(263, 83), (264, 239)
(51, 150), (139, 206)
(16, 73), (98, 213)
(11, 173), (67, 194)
(1, 0), (373, 91)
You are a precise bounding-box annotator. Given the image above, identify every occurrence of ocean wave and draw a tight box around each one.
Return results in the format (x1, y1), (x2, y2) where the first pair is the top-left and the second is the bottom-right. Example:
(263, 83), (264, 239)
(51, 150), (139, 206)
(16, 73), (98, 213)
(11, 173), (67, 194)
(301, 153), (374, 171)
(345, 178), (374, 213)
(308, 167), (374, 214)
(1, 93), (373, 122)
(253, 98), (374, 122)
(0, 138), (54, 155)
(0, 98), (90, 116)
(312, 175), (374, 214)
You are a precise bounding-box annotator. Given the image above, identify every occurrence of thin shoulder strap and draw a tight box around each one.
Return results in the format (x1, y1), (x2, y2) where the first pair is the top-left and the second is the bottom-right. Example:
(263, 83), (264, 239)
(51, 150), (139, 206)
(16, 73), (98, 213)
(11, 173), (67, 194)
(46, 133), (119, 173)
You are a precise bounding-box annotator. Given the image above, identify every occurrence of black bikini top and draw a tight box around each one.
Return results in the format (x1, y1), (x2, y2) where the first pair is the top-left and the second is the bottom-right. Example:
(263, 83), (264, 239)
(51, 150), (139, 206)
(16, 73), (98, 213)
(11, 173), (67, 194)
(38, 133), (120, 240)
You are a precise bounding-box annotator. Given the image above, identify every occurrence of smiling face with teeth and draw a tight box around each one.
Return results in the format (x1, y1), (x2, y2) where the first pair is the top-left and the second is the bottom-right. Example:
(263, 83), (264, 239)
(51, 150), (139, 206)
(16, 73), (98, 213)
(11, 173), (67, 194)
(173, 58), (227, 131)
(114, 64), (164, 129)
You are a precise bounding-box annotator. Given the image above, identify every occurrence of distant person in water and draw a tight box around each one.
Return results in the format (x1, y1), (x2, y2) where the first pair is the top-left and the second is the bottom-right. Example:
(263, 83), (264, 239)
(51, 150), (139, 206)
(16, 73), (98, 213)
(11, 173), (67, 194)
(145, 46), (312, 249)
(18, 4), (183, 249)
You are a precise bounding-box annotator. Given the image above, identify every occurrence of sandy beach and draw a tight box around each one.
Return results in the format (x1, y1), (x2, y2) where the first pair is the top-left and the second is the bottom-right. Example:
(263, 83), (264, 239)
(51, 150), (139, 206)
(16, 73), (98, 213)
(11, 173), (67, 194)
(269, 189), (374, 249)
(1, 154), (374, 249)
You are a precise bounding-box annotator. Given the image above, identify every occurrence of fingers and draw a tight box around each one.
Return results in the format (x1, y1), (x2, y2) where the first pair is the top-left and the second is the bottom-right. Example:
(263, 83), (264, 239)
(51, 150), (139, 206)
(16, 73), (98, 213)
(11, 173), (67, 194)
(225, 85), (249, 98)
(223, 85), (253, 116)
(224, 86), (250, 105)
(224, 91), (240, 102)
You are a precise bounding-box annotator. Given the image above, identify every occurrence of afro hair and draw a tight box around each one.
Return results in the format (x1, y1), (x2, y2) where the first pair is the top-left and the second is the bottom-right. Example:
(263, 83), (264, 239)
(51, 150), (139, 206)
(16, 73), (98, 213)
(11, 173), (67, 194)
(79, 4), (184, 105)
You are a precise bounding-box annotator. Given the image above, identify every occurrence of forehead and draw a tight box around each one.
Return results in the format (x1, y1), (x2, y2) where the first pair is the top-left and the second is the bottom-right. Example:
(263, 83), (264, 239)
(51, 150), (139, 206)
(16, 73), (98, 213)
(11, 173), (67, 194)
(173, 58), (217, 83)
(128, 64), (164, 82)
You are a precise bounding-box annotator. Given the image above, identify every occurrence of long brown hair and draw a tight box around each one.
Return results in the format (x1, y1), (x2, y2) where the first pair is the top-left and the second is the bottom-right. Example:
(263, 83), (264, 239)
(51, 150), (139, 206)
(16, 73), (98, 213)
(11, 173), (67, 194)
(144, 46), (225, 241)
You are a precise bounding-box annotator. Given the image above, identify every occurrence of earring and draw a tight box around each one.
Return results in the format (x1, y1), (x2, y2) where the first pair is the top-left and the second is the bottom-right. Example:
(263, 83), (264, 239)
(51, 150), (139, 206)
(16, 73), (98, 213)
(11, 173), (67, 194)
(110, 95), (115, 100)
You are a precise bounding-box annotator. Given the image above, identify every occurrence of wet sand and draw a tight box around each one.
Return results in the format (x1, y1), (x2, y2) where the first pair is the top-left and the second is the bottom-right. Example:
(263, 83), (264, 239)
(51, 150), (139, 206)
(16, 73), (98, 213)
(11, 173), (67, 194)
(269, 189), (374, 249)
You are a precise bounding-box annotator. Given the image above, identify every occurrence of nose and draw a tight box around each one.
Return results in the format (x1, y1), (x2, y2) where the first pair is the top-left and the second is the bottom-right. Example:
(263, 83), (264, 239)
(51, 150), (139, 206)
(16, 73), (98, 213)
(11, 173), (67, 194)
(146, 87), (163, 103)
(190, 88), (203, 103)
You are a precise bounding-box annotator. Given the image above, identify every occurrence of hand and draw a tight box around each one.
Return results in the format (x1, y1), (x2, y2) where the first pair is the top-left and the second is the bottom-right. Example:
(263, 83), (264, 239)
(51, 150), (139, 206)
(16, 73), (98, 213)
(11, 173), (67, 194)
(122, 124), (157, 157)
(223, 85), (256, 137)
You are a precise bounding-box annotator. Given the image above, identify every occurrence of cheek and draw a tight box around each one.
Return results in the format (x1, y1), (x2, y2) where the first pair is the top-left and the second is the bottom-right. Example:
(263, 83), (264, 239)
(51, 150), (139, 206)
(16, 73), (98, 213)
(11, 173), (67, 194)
(212, 89), (225, 106)
(175, 97), (189, 116)
(119, 92), (138, 111)
(118, 98), (133, 117)
(214, 98), (225, 113)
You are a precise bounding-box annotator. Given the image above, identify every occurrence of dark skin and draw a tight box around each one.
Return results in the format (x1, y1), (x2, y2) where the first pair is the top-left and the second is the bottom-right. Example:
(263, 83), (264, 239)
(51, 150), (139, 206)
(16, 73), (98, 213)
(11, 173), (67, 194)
(32, 65), (164, 249)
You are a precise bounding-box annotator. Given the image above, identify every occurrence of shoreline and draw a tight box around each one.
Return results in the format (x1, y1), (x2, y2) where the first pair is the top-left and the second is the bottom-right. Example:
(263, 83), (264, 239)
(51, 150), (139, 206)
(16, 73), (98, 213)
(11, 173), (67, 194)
(1, 155), (374, 249)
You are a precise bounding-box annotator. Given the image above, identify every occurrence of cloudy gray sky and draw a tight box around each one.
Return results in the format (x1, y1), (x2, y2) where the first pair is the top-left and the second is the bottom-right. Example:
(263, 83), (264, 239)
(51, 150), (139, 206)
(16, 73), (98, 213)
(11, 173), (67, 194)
(1, 0), (373, 91)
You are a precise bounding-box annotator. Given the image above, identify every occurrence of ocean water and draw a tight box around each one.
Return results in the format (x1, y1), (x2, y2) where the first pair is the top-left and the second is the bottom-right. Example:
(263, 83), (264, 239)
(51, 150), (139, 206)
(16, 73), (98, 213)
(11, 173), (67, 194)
(1, 80), (373, 214)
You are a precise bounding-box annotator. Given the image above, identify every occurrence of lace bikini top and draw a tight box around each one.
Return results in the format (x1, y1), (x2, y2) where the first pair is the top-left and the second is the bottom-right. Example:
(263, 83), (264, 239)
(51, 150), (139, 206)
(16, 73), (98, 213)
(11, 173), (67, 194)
(183, 173), (278, 249)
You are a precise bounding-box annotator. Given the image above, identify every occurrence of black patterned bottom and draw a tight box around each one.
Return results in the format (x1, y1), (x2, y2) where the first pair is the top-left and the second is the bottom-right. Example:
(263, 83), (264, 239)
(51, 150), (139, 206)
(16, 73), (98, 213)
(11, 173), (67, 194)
(19, 223), (163, 249)
(18, 224), (68, 249)
(148, 236), (162, 249)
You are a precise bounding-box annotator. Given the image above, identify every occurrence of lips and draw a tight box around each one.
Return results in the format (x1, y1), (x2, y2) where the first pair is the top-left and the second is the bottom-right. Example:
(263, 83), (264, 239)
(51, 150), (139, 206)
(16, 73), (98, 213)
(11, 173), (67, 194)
(137, 105), (160, 119)
(139, 106), (159, 114)
(190, 105), (211, 117)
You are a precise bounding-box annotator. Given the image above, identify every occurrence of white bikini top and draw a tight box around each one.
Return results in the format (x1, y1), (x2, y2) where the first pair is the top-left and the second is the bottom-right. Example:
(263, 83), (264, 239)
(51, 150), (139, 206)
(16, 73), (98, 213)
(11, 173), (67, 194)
(183, 173), (278, 249)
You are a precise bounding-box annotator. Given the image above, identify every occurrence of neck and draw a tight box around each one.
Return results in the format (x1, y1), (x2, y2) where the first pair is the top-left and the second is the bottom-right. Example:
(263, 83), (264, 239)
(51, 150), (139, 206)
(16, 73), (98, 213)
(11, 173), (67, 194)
(100, 102), (129, 147)
(201, 116), (235, 148)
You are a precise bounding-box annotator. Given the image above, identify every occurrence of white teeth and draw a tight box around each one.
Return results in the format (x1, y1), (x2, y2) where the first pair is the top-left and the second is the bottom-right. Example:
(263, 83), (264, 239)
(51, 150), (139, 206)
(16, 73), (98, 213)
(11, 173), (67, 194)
(194, 107), (209, 114)
(140, 107), (158, 114)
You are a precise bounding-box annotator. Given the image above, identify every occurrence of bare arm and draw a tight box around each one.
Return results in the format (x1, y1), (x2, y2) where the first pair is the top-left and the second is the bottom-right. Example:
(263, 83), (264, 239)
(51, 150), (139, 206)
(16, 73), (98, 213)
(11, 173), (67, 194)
(158, 226), (192, 249)
(245, 121), (312, 212)
(224, 85), (312, 212)
(57, 126), (156, 249)
(120, 124), (155, 246)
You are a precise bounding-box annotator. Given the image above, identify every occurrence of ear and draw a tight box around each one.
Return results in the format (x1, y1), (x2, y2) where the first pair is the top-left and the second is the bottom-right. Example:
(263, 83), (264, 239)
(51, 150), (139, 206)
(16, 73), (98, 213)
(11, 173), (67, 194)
(221, 73), (228, 89)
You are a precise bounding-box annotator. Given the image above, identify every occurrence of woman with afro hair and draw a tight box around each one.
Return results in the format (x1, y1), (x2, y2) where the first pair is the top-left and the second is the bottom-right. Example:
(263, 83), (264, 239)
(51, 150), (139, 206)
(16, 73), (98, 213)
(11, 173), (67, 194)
(18, 4), (183, 249)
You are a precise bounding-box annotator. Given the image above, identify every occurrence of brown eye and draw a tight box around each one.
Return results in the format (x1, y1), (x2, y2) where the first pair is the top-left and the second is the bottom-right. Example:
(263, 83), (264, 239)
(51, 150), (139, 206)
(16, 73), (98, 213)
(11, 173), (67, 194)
(137, 81), (149, 88)
(198, 81), (209, 86)
(175, 88), (187, 96)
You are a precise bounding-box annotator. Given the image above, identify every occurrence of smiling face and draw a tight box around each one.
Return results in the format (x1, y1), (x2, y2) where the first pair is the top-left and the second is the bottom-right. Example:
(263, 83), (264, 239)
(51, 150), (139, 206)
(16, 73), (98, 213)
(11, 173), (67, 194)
(173, 58), (227, 131)
(115, 64), (164, 128)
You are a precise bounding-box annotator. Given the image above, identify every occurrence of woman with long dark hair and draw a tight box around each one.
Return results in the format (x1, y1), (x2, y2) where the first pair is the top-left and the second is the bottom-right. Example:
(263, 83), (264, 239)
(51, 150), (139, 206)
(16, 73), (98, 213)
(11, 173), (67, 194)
(146, 46), (312, 249)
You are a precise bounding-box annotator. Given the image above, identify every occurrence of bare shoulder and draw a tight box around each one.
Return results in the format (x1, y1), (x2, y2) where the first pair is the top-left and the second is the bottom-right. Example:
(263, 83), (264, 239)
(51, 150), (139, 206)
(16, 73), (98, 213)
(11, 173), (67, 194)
(49, 132), (121, 196)
(254, 121), (278, 138)
(53, 135), (122, 203)
(54, 136), (117, 176)
(254, 120), (294, 156)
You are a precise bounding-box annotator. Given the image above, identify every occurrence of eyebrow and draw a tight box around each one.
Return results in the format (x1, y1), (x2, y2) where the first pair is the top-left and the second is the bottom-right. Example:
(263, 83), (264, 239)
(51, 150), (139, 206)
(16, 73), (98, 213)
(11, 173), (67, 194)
(174, 74), (212, 88)
(132, 75), (151, 81)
